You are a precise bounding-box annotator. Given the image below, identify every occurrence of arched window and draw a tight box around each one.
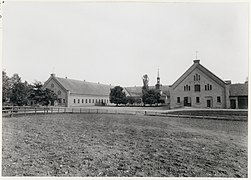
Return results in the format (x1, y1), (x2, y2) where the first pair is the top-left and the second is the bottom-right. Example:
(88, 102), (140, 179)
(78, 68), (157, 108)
(58, 90), (61, 95)
(51, 83), (54, 88)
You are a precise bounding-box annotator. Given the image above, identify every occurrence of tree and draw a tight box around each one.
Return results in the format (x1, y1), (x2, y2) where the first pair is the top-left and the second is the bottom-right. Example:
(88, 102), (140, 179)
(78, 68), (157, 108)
(142, 89), (161, 106)
(9, 77), (31, 106)
(126, 96), (136, 105)
(28, 81), (57, 106)
(2, 70), (11, 104)
(109, 86), (126, 106)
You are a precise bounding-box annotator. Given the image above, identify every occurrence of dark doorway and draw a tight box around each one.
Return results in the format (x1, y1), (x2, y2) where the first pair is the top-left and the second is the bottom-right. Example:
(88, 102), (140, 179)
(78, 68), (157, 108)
(238, 96), (248, 109)
(184, 97), (191, 106)
(206, 99), (211, 108)
(230, 99), (236, 109)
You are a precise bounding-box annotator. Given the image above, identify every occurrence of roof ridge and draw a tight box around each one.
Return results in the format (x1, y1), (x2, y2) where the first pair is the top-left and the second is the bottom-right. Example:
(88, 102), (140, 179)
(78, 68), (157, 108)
(56, 76), (111, 86)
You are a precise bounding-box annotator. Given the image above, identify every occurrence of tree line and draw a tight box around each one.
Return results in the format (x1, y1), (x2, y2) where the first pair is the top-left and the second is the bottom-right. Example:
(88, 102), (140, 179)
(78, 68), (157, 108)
(2, 70), (57, 106)
(109, 74), (165, 106)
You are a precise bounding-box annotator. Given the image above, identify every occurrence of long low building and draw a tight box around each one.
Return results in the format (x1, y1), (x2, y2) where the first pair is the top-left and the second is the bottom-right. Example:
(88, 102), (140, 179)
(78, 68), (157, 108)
(43, 74), (112, 107)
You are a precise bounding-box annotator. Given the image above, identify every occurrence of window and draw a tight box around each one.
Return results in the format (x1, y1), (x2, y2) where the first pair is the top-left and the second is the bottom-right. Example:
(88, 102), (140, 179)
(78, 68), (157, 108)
(177, 97), (180, 103)
(58, 90), (61, 95)
(78, 99), (80, 103)
(82, 99), (84, 103)
(63, 99), (65, 103)
(194, 84), (201, 92)
(194, 74), (200, 81)
(89, 99), (91, 103)
(93, 99), (94, 103)
(205, 84), (212, 91)
(96, 99), (98, 103)
(51, 83), (54, 88)
(217, 96), (221, 103)
(86, 99), (88, 103)
(196, 97), (200, 103)
(74, 99), (76, 103)
(184, 85), (190, 91)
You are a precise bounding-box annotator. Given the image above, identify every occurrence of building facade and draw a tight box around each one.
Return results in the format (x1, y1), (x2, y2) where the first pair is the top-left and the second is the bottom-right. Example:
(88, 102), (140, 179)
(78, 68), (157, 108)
(43, 74), (112, 107)
(42, 60), (247, 109)
(169, 59), (247, 109)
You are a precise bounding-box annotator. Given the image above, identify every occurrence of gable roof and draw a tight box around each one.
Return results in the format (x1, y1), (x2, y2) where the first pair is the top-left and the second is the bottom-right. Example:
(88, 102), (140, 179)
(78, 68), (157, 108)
(44, 75), (112, 96)
(230, 83), (248, 96)
(170, 60), (227, 89)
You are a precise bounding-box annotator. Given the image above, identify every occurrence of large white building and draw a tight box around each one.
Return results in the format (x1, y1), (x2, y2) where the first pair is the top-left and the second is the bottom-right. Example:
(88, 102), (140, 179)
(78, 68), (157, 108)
(43, 74), (112, 107)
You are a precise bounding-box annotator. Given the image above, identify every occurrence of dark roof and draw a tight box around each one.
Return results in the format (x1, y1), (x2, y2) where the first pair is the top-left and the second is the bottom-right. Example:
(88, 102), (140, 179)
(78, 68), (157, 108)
(55, 77), (112, 96)
(124, 86), (142, 96)
(229, 83), (248, 96)
(124, 85), (170, 97)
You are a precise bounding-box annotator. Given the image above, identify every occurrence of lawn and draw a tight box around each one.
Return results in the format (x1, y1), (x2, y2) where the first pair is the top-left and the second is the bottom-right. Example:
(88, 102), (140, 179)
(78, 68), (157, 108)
(2, 113), (248, 177)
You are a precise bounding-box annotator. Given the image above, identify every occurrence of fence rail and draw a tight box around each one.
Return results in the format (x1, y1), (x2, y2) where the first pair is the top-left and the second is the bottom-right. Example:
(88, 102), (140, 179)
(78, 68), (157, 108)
(2, 106), (248, 121)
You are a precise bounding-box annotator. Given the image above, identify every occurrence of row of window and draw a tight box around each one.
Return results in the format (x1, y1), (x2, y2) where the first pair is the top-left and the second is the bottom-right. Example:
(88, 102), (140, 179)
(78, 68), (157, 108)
(194, 74), (200, 81)
(205, 84), (212, 91)
(177, 96), (221, 103)
(73, 98), (109, 104)
(185, 84), (213, 92)
(184, 85), (190, 91)
(58, 98), (65, 104)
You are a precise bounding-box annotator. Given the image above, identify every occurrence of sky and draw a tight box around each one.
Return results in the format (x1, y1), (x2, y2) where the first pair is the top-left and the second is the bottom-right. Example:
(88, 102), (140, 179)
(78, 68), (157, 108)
(2, 1), (249, 87)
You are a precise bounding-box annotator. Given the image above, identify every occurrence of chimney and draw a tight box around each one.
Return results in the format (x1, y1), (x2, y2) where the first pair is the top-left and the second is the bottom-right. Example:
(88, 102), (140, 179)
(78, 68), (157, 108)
(193, 60), (200, 64)
(51, 73), (55, 77)
(65, 77), (67, 79)
(225, 80), (231, 85)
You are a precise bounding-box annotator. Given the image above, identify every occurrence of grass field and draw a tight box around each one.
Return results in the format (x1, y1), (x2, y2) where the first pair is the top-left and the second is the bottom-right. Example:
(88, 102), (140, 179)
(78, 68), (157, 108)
(2, 114), (248, 177)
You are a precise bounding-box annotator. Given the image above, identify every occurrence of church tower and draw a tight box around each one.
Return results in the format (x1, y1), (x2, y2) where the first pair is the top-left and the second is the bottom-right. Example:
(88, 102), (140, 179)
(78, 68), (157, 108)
(155, 68), (161, 90)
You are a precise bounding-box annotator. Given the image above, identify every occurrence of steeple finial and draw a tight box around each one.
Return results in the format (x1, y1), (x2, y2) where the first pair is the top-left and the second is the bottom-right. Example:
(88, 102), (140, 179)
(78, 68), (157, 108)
(195, 51), (199, 60)
(157, 67), (160, 78)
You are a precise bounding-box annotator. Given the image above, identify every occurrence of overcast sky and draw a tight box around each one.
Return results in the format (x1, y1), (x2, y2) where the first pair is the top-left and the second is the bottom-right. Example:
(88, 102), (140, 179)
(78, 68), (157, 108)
(2, 2), (248, 87)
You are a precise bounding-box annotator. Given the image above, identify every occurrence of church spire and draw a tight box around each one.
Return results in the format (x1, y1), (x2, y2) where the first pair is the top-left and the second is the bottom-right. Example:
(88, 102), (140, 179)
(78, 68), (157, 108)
(156, 67), (161, 90)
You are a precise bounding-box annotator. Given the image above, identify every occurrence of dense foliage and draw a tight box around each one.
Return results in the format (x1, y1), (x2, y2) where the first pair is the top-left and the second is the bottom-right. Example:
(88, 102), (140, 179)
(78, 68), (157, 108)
(28, 81), (57, 106)
(142, 89), (161, 106)
(109, 86), (127, 106)
(2, 71), (57, 106)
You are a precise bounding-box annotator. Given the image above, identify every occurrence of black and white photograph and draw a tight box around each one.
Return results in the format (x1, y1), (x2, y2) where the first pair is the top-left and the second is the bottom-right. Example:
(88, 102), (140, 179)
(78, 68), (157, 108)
(1, 0), (249, 178)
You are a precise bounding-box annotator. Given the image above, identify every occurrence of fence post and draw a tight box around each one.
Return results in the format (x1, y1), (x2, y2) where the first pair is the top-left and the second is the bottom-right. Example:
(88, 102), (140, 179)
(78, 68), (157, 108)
(80, 108), (81, 113)
(44, 107), (45, 114)
(97, 109), (98, 114)
(64, 108), (66, 113)
(10, 106), (13, 117)
(24, 107), (26, 116)
(72, 108), (73, 113)
(58, 108), (59, 113)
(35, 107), (37, 114)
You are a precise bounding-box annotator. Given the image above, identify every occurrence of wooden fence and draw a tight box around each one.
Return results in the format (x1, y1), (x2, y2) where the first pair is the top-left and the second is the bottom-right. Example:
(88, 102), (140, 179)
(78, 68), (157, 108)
(2, 106), (248, 121)
(2, 106), (144, 117)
